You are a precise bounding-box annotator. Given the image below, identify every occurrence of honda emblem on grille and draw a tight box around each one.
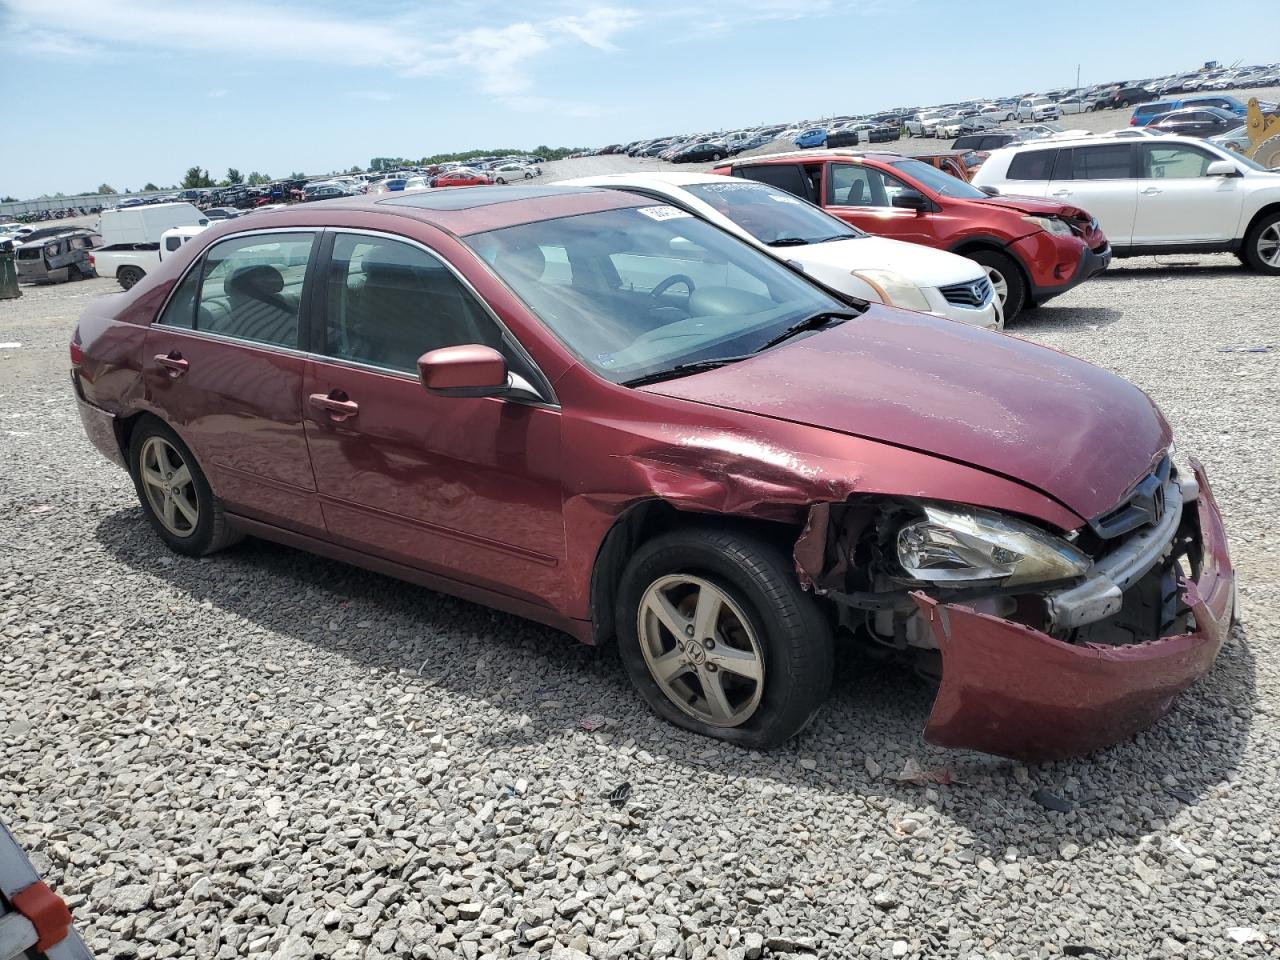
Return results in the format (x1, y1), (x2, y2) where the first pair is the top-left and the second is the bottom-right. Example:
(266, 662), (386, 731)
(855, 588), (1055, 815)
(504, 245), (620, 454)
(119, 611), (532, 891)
(1151, 484), (1165, 524)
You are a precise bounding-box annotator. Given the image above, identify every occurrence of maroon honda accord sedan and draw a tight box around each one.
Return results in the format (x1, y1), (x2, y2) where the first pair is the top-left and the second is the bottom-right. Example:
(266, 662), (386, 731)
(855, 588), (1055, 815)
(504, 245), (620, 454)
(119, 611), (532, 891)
(70, 185), (1236, 760)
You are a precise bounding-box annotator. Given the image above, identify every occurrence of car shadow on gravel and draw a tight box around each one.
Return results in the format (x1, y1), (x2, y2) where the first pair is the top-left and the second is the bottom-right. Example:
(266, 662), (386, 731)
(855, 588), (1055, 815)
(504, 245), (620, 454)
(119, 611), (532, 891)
(96, 507), (1256, 857)
(1014, 306), (1122, 331)
(1096, 261), (1248, 278)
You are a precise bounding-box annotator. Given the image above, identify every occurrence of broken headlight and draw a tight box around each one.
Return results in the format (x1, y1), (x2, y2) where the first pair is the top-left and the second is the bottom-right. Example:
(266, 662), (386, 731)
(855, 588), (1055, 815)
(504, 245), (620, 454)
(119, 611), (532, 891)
(897, 504), (1090, 586)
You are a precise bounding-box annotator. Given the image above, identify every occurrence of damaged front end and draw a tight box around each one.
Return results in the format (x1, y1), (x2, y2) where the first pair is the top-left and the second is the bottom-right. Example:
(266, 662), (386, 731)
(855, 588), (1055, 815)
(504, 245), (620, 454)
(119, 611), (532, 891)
(796, 458), (1235, 761)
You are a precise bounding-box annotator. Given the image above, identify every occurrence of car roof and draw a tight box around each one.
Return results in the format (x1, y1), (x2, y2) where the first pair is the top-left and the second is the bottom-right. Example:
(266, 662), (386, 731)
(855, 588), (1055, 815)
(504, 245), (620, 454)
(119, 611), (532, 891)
(722, 149), (908, 166)
(254, 185), (649, 236)
(563, 171), (732, 188)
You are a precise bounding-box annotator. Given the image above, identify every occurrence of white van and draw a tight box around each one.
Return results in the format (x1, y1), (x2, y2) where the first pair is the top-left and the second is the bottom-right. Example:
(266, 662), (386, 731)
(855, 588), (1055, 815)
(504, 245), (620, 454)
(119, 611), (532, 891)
(94, 202), (209, 289)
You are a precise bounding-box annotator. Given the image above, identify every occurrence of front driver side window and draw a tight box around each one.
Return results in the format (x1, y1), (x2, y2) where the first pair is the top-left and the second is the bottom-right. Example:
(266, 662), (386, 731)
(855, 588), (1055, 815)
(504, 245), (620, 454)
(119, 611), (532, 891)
(1143, 145), (1214, 178)
(323, 233), (504, 374)
(828, 164), (905, 207)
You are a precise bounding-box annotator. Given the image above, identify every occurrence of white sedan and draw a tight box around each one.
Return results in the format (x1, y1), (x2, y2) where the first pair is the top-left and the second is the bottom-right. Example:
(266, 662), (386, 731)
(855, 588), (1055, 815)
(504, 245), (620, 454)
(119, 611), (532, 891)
(561, 172), (1003, 329)
(491, 163), (536, 184)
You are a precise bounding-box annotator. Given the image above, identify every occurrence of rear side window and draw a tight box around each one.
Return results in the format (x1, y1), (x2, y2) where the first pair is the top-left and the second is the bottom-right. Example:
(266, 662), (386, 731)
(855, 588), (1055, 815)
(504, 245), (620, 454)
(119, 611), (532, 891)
(952, 136), (982, 150)
(734, 163), (813, 201)
(195, 233), (314, 348)
(1136, 102), (1170, 117)
(1072, 144), (1133, 180)
(1006, 149), (1058, 181)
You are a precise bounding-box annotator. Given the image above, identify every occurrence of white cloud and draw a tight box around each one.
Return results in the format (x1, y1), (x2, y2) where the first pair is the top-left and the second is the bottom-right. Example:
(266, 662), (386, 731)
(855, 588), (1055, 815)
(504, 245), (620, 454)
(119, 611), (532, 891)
(206, 88), (227, 98)
(551, 7), (642, 52)
(1, 0), (879, 113)
(1, 0), (645, 99)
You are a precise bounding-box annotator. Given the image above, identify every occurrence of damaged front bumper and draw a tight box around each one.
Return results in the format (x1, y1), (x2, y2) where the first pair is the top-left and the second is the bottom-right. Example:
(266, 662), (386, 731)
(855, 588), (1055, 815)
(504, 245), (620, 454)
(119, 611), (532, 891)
(911, 460), (1234, 761)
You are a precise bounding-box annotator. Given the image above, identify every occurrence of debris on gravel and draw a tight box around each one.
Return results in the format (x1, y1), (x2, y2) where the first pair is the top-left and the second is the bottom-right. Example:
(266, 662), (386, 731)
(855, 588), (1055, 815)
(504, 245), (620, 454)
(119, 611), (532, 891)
(2, 259), (1278, 958)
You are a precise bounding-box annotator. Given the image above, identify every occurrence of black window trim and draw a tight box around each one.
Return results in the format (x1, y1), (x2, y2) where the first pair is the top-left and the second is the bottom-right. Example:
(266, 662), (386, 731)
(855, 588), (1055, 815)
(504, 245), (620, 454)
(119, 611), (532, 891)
(308, 227), (559, 408)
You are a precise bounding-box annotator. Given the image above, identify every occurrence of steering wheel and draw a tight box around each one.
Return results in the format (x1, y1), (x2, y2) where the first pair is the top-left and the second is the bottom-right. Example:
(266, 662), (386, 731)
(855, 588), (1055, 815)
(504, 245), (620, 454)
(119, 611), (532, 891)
(651, 274), (696, 300)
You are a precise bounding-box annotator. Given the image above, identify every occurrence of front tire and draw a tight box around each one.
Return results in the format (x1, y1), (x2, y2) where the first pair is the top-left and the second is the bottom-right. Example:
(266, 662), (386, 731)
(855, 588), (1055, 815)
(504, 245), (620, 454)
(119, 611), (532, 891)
(616, 527), (833, 750)
(968, 249), (1028, 322)
(128, 418), (242, 557)
(1242, 211), (1280, 274)
(117, 266), (144, 290)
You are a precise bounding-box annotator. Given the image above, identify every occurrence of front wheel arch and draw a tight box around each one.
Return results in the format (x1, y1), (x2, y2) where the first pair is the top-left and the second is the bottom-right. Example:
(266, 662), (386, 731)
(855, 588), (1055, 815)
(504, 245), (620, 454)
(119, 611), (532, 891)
(588, 501), (801, 647)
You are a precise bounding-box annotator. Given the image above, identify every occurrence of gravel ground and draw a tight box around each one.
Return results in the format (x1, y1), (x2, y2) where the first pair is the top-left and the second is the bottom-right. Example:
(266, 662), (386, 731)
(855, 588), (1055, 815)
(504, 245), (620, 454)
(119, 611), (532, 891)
(2, 243), (1278, 959)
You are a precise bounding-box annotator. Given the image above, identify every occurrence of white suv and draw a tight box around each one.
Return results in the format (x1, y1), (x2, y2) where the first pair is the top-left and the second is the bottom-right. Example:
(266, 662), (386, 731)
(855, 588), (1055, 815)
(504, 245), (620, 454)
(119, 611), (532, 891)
(1017, 97), (1062, 122)
(972, 135), (1280, 273)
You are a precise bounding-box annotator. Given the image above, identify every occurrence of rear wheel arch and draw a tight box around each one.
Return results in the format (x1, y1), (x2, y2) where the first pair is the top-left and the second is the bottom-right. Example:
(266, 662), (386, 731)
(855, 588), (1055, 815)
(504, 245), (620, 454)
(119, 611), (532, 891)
(1241, 203), (1280, 256)
(588, 500), (801, 646)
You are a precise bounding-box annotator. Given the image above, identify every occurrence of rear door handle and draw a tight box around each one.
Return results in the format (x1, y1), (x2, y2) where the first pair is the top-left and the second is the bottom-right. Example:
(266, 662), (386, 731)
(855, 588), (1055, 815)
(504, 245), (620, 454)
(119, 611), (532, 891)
(309, 391), (359, 421)
(1051, 189), (1071, 197)
(154, 352), (189, 377)
(1141, 187), (1163, 195)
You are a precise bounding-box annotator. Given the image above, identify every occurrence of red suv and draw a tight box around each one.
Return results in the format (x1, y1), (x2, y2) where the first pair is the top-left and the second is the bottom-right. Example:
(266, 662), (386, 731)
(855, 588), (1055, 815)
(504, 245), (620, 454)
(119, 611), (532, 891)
(711, 150), (1111, 321)
(71, 186), (1232, 761)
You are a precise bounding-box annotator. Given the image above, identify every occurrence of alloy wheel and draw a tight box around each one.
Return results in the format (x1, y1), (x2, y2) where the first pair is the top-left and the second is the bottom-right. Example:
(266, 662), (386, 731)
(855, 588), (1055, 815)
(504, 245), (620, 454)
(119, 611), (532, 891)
(138, 436), (198, 537)
(985, 266), (1009, 306)
(1258, 223), (1280, 268)
(637, 574), (765, 727)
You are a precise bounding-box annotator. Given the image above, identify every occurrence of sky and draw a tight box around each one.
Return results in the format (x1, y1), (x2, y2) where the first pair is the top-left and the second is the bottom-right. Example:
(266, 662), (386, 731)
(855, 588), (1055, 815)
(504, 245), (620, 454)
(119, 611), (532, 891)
(2, 0), (1276, 200)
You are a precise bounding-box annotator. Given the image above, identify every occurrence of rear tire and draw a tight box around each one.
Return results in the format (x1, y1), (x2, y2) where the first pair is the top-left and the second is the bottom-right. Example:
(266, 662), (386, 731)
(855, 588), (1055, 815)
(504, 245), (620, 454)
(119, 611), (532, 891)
(128, 417), (242, 557)
(615, 526), (833, 750)
(968, 249), (1028, 322)
(1242, 211), (1280, 275)
(117, 266), (144, 290)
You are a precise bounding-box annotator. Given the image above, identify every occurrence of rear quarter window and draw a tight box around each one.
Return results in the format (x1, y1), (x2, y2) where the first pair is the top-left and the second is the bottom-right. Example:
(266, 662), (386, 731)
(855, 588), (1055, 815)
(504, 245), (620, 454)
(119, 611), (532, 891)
(734, 163), (813, 201)
(1006, 149), (1059, 181)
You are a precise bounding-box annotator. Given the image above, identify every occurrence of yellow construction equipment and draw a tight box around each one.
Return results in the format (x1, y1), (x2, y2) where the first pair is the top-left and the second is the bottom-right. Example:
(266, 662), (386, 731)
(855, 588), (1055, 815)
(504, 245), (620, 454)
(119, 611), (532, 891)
(1243, 97), (1280, 167)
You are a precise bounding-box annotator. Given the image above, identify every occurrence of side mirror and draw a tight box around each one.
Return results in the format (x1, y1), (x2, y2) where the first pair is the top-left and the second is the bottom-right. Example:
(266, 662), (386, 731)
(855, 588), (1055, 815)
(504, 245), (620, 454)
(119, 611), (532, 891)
(979, 184), (1001, 196)
(892, 189), (930, 212)
(418, 344), (509, 398)
(1206, 159), (1239, 177)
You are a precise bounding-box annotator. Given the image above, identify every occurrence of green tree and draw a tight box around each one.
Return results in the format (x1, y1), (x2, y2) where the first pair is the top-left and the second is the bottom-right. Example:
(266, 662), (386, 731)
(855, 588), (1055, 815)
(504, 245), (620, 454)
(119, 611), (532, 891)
(181, 166), (214, 189)
(225, 168), (243, 185)
(246, 171), (270, 185)
(347, 165), (364, 175)
(1, 195), (15, 202)
(97, 183), (117, 194)
(288, 170), (306, 179)
(142, 182), (159, 191)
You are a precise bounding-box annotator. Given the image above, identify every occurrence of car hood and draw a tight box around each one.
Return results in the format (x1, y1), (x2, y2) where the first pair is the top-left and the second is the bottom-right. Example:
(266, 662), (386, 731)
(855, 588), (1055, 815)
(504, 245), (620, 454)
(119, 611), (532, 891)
(969, 194), (1094, 220)
(790, 235), (984, 287)
(639, 307), (1170, 523)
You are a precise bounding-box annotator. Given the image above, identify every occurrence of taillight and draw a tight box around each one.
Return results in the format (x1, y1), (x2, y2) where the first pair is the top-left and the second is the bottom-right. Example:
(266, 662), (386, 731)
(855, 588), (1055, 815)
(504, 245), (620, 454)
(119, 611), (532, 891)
(87, 252), (95, 266)
(70, 330), (83, 366)
(1129, 117), (1137, 125)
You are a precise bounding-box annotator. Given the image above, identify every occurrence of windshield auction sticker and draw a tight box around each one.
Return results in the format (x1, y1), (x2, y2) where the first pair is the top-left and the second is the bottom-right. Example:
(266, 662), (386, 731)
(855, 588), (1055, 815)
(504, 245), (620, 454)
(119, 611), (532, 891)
(637, 205), (692, 221)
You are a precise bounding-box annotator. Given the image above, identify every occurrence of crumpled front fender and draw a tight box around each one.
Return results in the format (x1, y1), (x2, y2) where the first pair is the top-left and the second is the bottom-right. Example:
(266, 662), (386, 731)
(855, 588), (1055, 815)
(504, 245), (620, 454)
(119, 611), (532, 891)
(912, 460), (1235, 762)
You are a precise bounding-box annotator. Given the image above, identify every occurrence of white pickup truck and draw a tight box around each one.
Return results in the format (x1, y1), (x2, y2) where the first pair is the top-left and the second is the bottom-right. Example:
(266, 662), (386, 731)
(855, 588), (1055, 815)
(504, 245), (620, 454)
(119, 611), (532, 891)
(90, 202), (208, 289)
(904, 110), (948, 137)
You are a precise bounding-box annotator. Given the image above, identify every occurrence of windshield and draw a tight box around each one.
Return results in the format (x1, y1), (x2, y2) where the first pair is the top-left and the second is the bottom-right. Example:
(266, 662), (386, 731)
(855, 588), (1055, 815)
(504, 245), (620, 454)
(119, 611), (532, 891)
(683, 180), (865, 245)
(889, 159), (988, 199)
(466, 205), (847, 385)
